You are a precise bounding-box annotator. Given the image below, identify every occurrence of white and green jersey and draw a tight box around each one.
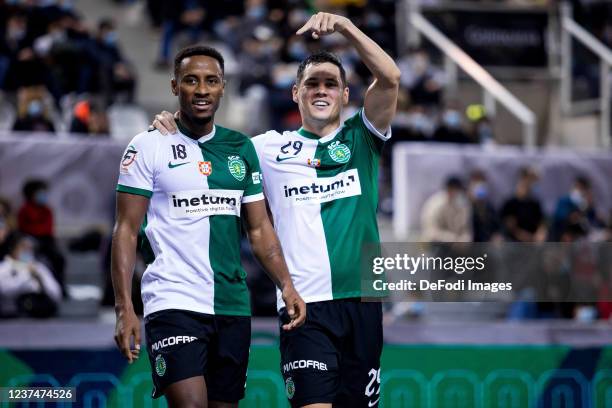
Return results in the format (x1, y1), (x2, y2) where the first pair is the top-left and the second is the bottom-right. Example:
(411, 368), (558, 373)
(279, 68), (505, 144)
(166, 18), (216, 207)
(252, 109), (390, 310)
(117, 123), (263, 317)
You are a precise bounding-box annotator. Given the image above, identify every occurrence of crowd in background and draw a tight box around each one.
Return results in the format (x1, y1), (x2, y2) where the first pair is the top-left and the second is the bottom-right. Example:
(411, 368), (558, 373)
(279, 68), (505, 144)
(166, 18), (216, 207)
(0, 0), (135, 135)
(418, 167), (612, 320)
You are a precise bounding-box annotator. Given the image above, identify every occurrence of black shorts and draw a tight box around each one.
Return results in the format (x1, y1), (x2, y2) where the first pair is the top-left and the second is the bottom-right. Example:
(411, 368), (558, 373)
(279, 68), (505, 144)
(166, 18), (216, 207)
(279, 299), (383, 407)
(144, 309), (250, 402)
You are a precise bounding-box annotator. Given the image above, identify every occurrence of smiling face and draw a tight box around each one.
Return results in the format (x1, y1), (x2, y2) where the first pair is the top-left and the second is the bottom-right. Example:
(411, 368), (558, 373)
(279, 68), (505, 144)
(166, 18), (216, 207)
(171, 55), (224, 129)
(293, 62), (349, 131)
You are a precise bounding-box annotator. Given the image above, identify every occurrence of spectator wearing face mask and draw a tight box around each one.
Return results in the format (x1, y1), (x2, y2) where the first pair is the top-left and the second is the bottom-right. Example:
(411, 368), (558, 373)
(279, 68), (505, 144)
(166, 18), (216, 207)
(93, 18), (136, 106)
(433, 107), (472, 144)
(500, 167), (547, 242)
(468, 170), (501, 242)
(421, 176), (473, 242)
(12, 86), (55, 132)
(550, 176), (605, 241)
(17, 179), (66, 297)
(0, 232), (61, 317)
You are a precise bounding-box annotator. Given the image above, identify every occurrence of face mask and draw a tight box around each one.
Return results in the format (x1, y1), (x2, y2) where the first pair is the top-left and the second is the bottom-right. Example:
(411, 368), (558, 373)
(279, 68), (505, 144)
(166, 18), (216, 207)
(478, 123), (493, 143)
(17, 250), (35, 263)
(247, 5), (266, 20)
(410, 113), (432, 134)
(288, 41), (307, 61)
(472, 183), (488, 200)
(34, 190), (48, 205)
(530, 185), (541, 198)
(59, 0), (73, 11)
(443, 110), (462, 129)
(570, 189), (586, 209)
(103, 31), (117, 46)
(8, 27), (26, 41)
(364, 12), (383, 29)
(27, 100), (43, 117)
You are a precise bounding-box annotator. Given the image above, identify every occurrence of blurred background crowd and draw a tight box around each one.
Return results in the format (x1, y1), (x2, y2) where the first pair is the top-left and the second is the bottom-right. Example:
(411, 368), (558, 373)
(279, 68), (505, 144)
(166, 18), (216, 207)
(0, 0), (611, 322)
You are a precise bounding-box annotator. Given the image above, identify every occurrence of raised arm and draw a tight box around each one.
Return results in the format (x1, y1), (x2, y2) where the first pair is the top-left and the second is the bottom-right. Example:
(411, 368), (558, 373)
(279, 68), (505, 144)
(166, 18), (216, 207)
(243, 200), (306, 330)
(297, 12), (401, 133)
(111, 192), (149, 363)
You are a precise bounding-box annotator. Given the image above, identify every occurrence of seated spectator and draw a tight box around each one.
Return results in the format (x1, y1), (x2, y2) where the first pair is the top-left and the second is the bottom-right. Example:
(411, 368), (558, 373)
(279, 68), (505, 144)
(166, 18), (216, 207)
(398, 48), (445, 107)
(500, 167), (547, 242)
(0, 232), (61, 318)
(154, 0), (205, 69)
(466, 104), (495, 145)
(12, 86), (55, 132)
(93, 18), (136, 106)
(468, 170), (501, 242)
(433, 105), (472, 144)
(550, 175), (605, 241)
(421, 176), (472, 242)
(17, 179), (66, 296)
(69, 100), (109, 135)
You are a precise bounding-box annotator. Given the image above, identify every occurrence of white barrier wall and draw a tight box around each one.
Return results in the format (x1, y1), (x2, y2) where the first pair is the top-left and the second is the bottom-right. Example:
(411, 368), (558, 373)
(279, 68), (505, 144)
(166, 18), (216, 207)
(392, 142), (612, 240)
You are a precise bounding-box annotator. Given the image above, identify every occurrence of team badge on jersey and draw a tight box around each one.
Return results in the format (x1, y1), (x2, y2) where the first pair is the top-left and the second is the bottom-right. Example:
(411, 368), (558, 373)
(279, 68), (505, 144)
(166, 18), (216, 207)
(307, 158), (321, 167)
(228, 156), (246, 181)
(155, 355), (166, 376)
(285, 377), (295, 399)
(120, 144), (137, 173)
(327, 141), (351, 164)
(199, 161), (212, 176)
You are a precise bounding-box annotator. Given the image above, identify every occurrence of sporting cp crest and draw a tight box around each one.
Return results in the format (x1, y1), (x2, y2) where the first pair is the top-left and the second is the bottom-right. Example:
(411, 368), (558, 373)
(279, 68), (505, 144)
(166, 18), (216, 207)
(327, 141), (351, 163)
(227, 156), (246, 181)
(285, 377), (295, 399)
(155, 355), (166, 377)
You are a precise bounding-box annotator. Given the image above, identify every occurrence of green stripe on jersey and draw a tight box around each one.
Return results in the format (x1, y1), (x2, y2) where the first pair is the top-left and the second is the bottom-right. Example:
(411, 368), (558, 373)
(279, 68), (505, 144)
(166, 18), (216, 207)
(197, 126), (253, 316)
(312, 112), (383, 299)
(117, 184), (153, 198)
(139, 214), (155, 265)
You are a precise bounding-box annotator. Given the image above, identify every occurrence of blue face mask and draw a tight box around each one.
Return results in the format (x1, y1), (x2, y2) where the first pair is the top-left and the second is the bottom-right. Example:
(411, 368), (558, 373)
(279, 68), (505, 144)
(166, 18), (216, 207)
(443, 110), (462, 129)
(247, 5), (266, 20)
(18, 250), (35, 263)
(59, 0), (73, 11)
(478, 123), (493, 142)
(473, 184), (488, 200)
(411, 113), (432, 134)
(570, 189), (587, 209)
(103, 31), (117, 46)
(27, 100), (43, 117)
(288, 41), (307, 61)
(34, 190), (48, 205)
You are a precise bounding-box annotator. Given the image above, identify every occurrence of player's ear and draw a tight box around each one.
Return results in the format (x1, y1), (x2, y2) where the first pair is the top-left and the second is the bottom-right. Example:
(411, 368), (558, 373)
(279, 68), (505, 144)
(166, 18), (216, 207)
(221, 79), (226, 97)
(342, 85), (349, 105)
(171, 78), (178, 96)
(292, 83), (299, 104)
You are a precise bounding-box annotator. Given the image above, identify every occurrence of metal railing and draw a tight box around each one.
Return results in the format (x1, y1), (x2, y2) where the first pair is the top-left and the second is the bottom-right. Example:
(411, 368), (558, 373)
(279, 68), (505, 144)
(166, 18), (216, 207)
(404, 8), (537, 148)
(560, 2), (612, 148)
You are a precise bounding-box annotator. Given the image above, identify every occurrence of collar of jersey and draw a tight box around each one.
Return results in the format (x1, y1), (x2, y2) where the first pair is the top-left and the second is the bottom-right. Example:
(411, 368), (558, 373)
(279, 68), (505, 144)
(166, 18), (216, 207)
(297, 125), (343, 144)
(176, 120), (216, 144)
